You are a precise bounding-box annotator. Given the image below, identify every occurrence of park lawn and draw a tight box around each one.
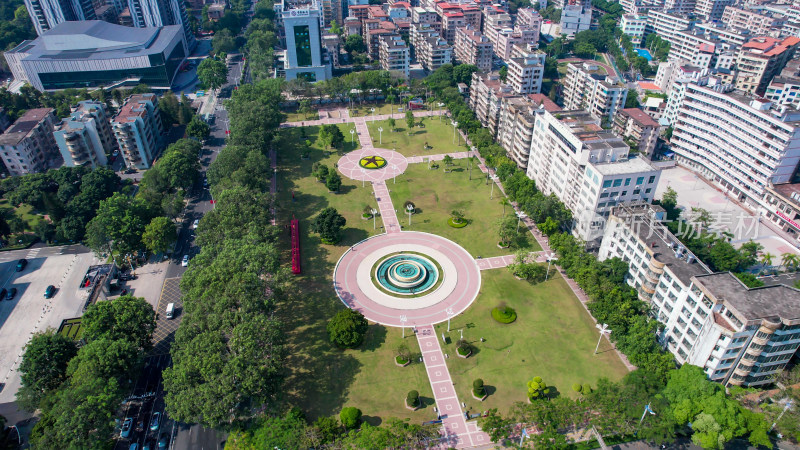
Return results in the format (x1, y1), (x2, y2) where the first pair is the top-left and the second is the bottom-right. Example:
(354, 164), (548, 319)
(349, 103), (397, 117)
(435, 270), (630, 415)
(273, 126), (435, 422)
(388, 163), (541, 258)
(0, 199), (43, 231)
(284, 110), (318, 123)
(366, 117), (463, 157)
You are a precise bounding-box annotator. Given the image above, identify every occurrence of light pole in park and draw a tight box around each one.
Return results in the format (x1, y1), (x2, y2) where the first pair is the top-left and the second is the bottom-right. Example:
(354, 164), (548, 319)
(371, 107), (375, 122)
(452, 121), (459, 144)
(438, 103), (445, 120)
(371, 208), (378, 230)
(489, 175), (499, 199)
(360, 168), (366, 188)
(350, 128), (355, 144)
(400, 315), (408, 338)
(378, 126), (383, 145)
(446, 307), (454, 332)
(594, 323), (611, 355)
(406, 203), (415, 226)
(545, 253), (558, 281)
(391, 164), (398, 184)
(516, 211), (527, 233)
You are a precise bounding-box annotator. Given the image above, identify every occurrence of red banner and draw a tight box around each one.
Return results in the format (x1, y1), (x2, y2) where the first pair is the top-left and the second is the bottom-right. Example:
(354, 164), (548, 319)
(291, 219), (301, 274)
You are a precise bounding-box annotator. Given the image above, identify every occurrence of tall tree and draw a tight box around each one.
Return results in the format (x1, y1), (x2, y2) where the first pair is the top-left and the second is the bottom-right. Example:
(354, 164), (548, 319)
(142, 216), (178, 254)
(197, 58), (229, 91)
(16, 331), (78, 411)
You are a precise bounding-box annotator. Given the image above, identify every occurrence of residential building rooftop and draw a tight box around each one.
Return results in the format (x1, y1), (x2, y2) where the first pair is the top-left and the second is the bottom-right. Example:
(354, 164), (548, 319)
(0, 108), (54, 146)
(694, 272), (800, 324)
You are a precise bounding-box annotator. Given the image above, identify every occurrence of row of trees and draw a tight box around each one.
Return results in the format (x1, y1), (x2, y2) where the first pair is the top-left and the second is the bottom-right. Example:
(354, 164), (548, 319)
(17, 296), (156, 448)
(480, 365), (772, 449)
(84, 139), (201, 257)
(162, 77), (287, 427)
(245, 0), (279, 81)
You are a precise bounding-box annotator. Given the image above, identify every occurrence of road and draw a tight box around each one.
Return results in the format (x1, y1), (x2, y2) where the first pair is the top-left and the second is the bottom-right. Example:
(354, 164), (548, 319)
(114, 42), (240, 450)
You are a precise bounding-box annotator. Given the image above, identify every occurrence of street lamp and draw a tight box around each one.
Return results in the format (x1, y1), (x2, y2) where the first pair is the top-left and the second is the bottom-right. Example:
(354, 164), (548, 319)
(350, 128), (355, 144)
(489, 175), (499, 199)
(516, 211), (528, 233)
(446, 307), (454, 332)
(371, 208), (378, 230)
(406, 203), (415, 226)
(378, 126), (383, 145)
(438, 103), (445, 120)
(360, 167), (366, 188)
(451, 121), (459, 144)
(391, 163), (398, 184)
(371, 107), (375, 121)
(545, 253), (557, 281)
(594, 323), (612, 355)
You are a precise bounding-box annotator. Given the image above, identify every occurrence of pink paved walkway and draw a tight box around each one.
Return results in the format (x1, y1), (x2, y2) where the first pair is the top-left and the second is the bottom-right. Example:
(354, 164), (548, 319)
(406, 151), (471, 164)
(372, 181), (401, 233)
(337, 148), (407, 183)
(475, 251), (550, 271)
(417, 325), (491, 449)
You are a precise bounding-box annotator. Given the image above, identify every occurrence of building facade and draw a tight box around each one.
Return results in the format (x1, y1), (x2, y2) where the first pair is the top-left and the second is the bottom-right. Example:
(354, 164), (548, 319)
(112, 94), (163, 170)
(454, 26), (492, 72)
(614, 108), (661, 156)
(734, 36), (800, 96)
(563, 62), (629, 124)
(621, 14), (647, 45)
(126, 0), (195, 50)
(54, 100), (113, 168)
(281, 4), (332, 81)
(671, 83), (800, 210)
(506, 43), (545, 95)
(0, 108), (59, 176)
(23, 0), (96, 36)
(379, 34), (410, 78)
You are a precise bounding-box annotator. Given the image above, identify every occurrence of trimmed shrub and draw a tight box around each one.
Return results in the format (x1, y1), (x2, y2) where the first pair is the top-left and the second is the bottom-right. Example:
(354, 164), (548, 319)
(340, 406), (362, 429)
(395, 355), (409, 365)
(473, 379), (486, 397)
(327, 310), (368, 348)
(406, 390), (420, 407)
(491, 306), (517, 324)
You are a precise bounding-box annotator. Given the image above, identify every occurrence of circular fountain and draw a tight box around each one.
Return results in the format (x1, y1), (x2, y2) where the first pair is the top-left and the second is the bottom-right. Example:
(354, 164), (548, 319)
(374, 254), (440, 295)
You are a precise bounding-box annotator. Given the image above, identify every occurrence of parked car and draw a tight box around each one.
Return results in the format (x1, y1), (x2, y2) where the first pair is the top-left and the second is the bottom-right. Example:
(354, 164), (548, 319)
(120, 418), (133, 438)
(0, 288), (7, 299)
(158, 434), (169, 448)
(124, 167), (137, 174)
(130, 444), (138, 450)
(44, 285), (56, 299)
(6, 288), (17, 301)
(192, 219), (199, 229)
(181, 255), (189, 267)
(150, 412), (160, 431)
(15, 259), (26, 271)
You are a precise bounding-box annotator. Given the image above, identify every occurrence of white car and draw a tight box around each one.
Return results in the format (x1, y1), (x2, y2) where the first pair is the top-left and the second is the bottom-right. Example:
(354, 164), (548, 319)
(181, 255), (189, 267)
(192, 219), (199, 229)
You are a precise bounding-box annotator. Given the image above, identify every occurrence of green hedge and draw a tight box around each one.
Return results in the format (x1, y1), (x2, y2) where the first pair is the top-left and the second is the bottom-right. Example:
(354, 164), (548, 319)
(491, 306), (517, 324)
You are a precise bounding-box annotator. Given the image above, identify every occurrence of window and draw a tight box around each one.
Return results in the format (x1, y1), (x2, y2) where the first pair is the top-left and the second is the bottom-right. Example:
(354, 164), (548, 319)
(645, 188), (652, 194)
(613, 179), (622, 187)
(648, 176), (656, 183)
(603, 180), (612, 188)
(624, 178), (631, 186)
(636, 176), (644, 184)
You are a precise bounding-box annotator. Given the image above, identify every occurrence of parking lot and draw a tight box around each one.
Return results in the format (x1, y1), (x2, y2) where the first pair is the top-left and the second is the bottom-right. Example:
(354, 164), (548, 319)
(0, 248), (102, 403)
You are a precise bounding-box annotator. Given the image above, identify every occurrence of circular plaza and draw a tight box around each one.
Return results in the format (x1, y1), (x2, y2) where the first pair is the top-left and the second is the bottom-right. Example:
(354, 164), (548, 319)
(333, 232), (481, 327)
(337, 148), (407, 183)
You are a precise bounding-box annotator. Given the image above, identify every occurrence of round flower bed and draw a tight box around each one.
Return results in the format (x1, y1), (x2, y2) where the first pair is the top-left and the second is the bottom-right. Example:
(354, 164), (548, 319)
(447, 218), (467, 228)
(395, 355), (410, 366)
(491, 306), (517, 324)
(359, 155), (387, 169)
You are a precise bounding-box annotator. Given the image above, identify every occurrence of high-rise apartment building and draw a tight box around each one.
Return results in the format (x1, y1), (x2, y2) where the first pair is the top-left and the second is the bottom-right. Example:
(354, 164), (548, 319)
(497, 94), (561, 168)
(454, 26), (492, 72)
(646, 10), (693, 47)
(734, 36), (800, 96)
(482, 12), (512, 55)
(125, 0), (195, 51)
(560, 4), (592, 37)
(379, 34), (410, 78)
(53, 100), (114, 168)
(469, 71), (517, 136)
(598, 203), (800, 387)
(23, 0), (96, 35)
(693, 0), (735, 21)
(663, 0), (696, 15)
(620, 14), (647, 45)
(416, 35), (452, 71)
(505, 43), (545, 95)
(525, 109), (661, 244)
(280, 3), (332, 81)
(721, 6), (786, 36)
(671, 83), (800, 210)
(112, 94), (163, 170)
(0, 108), (59, 176)
(563, 62), (629, 123)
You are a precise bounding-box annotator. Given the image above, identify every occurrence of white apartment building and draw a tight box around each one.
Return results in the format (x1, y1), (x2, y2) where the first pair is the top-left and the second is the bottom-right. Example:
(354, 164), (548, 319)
(694, 0), (735, 22)
(563, 62), (629, 124)
(671, 83), (800, 210)
(483, 12), (513, 57)
(53, 101), (113, 169)
(516, 8), (543, 32)
(494, 28), (538, 61)
(0, 108), (58, 175)
(379, 34), (410, 79)
(560, 4), (592, 37)
(620, 0), (664, 15)
(497, 94), (561, 168)
(454, 26), (493, 72)
(721, 6), (786, 36)
(663, 0), (696, 15)
(621, 14), (647, 45)
(614, 107), (661, 156)
(411, 6), (439, 23)
(525, 110), (660, 244)
(646, 10), (693, 47)
(599, 203), (800, 387)
(506, 43), (545, 94)
(469, 71), (517, 136)
(417, 36), (452, 71)
(112, 94), (163, 170)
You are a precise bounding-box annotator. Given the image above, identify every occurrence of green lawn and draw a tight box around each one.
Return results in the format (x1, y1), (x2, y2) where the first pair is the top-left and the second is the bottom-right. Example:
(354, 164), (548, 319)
(273, 127), (437, 422)
(284, 110), (318, 123)
(435, 270), (630, 415)
(0, 199), (43, 230)
(365, 116), (464, 156)
(388, 163), (540, 258)
(349, 103), (398, 117)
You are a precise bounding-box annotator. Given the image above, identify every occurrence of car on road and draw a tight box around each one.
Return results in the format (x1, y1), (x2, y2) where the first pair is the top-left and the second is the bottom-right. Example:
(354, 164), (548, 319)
(44, 285), (56, 299)
(158, 434), (169, 448)
(203, 178), (209, 188)
(181, 255), (189, 267)
(15, 259), (27, 271)
(120, 418), (133, 438)
(0, 288), (7, 299)
(192, 219), (199, 229)
(130, 444), (138, 450)
(113, 149), (119, 157)
(124, 167), (137, 174)
(150, 412), (160, 431)
(6, 288), (17, 301)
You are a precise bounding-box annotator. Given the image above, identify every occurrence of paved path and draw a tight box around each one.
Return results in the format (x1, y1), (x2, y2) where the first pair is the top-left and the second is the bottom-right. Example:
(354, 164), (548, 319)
(417, 325), (491, 449)
(372, 181), (402, 234)
(337, 148), (407, 183)
(406, 151), (471, 164)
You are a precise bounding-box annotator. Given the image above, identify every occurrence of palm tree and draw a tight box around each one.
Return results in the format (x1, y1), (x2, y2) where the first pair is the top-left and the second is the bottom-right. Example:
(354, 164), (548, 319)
(781, 253), (800, 272)
(499, 198), (511, 215)
(760, 252), (775, 274)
